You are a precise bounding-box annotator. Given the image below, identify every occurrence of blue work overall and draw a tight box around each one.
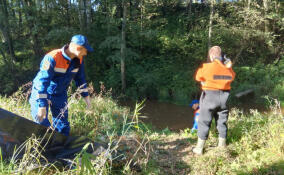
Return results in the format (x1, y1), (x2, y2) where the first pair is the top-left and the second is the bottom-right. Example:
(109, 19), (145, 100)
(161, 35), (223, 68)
(29, 46), (89, 136)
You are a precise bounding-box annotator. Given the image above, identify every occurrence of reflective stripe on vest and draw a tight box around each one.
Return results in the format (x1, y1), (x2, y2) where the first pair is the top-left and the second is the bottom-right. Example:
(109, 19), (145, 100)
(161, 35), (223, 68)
(37, 94), (47, 99)
(71, 68), (79, 73)
(54, 68), (67, 73)
(80, 88), (88, 92)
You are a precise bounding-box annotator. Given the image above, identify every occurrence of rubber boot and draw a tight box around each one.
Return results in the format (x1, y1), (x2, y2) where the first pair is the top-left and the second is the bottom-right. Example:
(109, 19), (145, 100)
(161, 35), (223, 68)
(192, 138), (206, 155)
(218, 137), (226, 148)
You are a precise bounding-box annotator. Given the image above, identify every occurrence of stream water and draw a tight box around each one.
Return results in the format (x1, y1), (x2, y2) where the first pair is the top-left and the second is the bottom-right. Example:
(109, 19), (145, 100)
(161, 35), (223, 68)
(122, 100), (195, 131)
(119, 100), (284, 131)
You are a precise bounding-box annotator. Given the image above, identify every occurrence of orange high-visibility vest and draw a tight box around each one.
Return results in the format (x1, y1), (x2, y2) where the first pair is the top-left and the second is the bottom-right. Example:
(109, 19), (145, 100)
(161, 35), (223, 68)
(47, 49), (83, 73)
(195, 60), (235, 90)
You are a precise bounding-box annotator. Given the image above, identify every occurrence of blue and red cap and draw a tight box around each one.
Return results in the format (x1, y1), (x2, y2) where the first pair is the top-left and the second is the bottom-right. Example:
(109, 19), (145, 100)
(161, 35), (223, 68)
(189, 99), (199, 107)
(71, 34), (94, 52)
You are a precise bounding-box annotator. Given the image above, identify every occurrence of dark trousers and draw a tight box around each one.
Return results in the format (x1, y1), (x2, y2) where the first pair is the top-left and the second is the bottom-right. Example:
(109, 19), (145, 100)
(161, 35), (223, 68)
(198, 90), (230, 140)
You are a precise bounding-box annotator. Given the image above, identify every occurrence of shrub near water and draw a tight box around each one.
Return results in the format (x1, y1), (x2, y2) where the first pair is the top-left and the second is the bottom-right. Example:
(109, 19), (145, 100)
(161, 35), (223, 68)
(232, 62), (284, 105)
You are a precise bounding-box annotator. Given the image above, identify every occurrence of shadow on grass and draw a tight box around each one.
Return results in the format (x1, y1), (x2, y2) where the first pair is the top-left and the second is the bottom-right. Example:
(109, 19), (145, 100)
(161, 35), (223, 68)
(149, 136), (195, 175)
(237, 160), (284, 175)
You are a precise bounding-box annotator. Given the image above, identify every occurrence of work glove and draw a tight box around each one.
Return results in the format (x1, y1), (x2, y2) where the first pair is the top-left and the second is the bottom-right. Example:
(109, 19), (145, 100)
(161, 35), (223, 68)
(37, 107), (47, 122)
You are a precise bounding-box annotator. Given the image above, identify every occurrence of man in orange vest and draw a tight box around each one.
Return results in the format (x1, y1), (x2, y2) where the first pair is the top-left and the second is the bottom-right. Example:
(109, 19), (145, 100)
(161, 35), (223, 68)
(193, 46), (235, 155)
(29, 35), (93, 136)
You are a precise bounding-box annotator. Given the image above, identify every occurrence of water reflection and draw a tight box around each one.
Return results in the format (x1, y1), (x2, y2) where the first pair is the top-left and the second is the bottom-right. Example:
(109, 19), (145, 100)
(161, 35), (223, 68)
(119, 100), (194, 131)
(119, 100), (283, 131)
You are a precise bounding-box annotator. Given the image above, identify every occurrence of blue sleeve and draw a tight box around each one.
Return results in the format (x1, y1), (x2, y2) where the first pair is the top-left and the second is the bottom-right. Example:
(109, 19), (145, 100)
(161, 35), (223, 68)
(33, 55), (56, 107)
(74, 60), (89, 97)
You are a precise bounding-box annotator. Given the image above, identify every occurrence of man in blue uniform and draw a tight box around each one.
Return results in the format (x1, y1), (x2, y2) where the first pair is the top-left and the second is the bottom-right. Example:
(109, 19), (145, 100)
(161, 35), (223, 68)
(189, 99), (200, 133)
(29, 34), (93, 136)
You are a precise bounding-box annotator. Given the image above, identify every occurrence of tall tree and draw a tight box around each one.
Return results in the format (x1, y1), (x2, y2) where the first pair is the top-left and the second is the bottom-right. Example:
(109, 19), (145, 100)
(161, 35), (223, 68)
(187, 0), (193, 30)
(121, 0), (126, 93)
(17, 0), (23, 30)
(247, 0), (251, 10)
(78, 0), (92, 33)
(0, 0), (16, 63)
(22, 0), (43, 61)
(0, 45), (7, 64)
(263, 0), (269, 33)
(78, 0), (86, 33)
(140, 0), (144, 53)
(208, 0), (214, 48)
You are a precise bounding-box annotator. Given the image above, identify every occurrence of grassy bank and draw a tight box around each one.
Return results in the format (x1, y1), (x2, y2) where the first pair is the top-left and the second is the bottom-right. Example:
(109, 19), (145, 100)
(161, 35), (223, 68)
(146, 101), (284, 175)
(0, 88), (151, 174)
(0, 88), (283, 174)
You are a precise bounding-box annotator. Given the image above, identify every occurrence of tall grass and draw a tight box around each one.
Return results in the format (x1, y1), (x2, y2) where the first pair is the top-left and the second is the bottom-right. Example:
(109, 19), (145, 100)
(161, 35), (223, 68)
(188, 98), (284, 175)
(0, 84), (151, 174)
(1, 84), (283, 174)
(141, 98), (284, 175)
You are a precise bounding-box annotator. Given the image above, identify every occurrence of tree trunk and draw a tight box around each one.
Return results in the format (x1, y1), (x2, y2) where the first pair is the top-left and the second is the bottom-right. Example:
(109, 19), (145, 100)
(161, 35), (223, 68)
(106, 0), (110, 36)
(247, 0), (251, 10)
(129, 0), (132, 20)
(78, 0), (86, 33)
(0, 45), (8, 64)
(36, 0), (42, 11)
(104, 0), (107, 17)
(65, 0), (70, 27)
(85, 0), (92, 28)
(44, 0), (48, 13)
(208, 0), (214, 49)
(140, 0), (143, 54)
(187, 0), (192, 15)
(17, 0), (22, 29)
(22, 0), (43, 62)
(187, 0), (193, 31)
(121, 0), (126, 93)
(0, 0), (17, 63)
(263, 0), (269, 33)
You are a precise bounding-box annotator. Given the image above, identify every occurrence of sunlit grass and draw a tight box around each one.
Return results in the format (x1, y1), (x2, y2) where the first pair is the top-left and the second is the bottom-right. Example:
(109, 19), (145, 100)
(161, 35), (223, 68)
(188, 99), (284, 175)
(145, 98), (284, 175)
(0, 86), (151, 174)
(0, 84), (283, 174)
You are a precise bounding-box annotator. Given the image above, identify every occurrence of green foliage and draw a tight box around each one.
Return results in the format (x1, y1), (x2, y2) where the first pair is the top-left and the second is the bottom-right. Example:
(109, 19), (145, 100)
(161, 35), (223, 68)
(0, 77), (284, 174)
(232, 62), (284, 104)
(0, 61), (34, 95)
(45, 27), (79, 48)
(0, 0), (283, 106)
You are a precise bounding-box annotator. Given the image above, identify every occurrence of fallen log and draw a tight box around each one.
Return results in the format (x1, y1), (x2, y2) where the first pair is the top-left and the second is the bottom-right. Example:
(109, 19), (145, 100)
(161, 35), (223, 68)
(235, 89), (254, 98)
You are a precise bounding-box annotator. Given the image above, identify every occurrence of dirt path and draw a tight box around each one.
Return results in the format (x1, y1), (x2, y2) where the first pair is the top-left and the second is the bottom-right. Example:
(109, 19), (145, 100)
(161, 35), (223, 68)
(150, 133), (196, 175)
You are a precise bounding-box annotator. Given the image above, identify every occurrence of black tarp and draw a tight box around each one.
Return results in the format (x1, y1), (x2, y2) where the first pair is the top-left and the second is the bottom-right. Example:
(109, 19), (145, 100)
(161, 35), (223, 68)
(0, 108), (108, 166)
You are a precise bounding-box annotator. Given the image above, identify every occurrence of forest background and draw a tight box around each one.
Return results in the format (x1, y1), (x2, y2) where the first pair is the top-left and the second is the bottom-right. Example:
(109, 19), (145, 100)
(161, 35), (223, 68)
(0, 0), (283, 106)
